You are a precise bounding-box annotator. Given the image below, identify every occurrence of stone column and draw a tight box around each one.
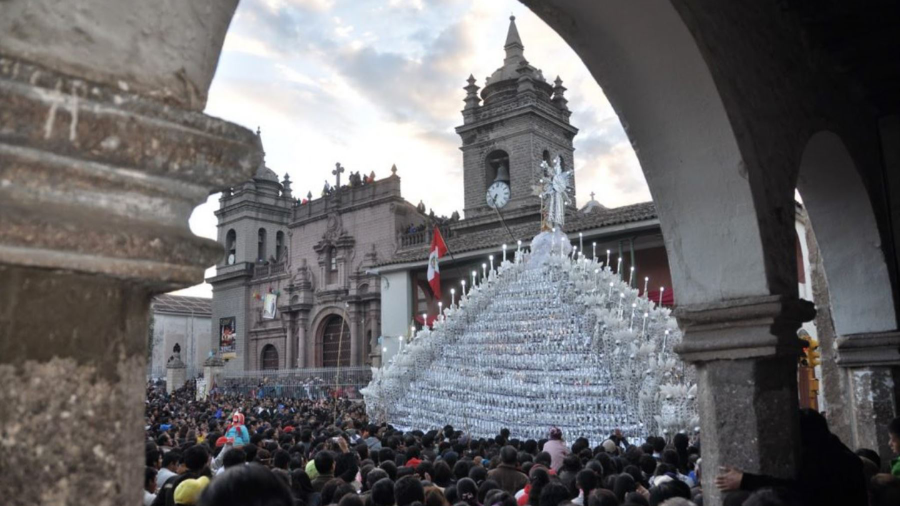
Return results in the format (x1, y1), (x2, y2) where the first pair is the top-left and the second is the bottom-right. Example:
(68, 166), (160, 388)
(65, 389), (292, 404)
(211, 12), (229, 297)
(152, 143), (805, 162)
(836, 332), (900, 470)
(0, 2), (257, 502)
(349, 305), (361, 366)
(203, 354), (226, 397)
(166, 354), (188, 394)
(676, 296), (815, 506)
(297, 315), (309, 368)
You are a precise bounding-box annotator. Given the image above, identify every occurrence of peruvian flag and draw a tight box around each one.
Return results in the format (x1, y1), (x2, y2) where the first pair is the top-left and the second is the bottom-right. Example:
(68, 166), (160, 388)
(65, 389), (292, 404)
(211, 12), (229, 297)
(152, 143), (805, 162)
(427, 227), (448, 299)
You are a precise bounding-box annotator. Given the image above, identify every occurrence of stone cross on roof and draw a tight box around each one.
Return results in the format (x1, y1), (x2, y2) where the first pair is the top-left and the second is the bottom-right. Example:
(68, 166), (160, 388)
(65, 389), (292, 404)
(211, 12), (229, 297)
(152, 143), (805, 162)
(333, 162), (345, 189)
(590, 191), (595, 200)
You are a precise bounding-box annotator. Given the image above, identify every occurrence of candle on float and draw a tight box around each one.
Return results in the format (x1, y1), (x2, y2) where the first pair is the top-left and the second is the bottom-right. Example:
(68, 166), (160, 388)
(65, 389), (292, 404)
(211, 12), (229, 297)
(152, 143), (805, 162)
(630, 303), (637, 331)
(502, 244), (507, 263)
(422, 312), (427, 328)
(579, 232), (584, 252)
(662, 329), (670, 351)
(592, 242), (597, 260)
(482, 263), (487, 280)
(608, 281), (614, 298)
(399, 334), (404, 351)
(438, 301), (443, 321)
(629, 266), (635, 287)
(618, 292), (625, 313)
(489, 255), (494, 274)
(642, 312), (649, 337)
(461, 280), (467, 297)
(472, 270), (476, 288)
(451, 288), (456, 307)
(517, 239), (522, 255)
(606, 249), (611, 267)
(659, 286), (665, 306)
(617, 256), (623, 277)
(644, 277), (649, 297)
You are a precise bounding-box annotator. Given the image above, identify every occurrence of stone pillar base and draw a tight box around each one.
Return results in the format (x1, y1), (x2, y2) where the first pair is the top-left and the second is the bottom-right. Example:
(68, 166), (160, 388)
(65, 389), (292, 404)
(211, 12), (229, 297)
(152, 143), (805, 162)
(203, 356), (225, 397)
(166, 363), (187, 394)
(836, 331), (900, 470)
(676, 295), (814, 506)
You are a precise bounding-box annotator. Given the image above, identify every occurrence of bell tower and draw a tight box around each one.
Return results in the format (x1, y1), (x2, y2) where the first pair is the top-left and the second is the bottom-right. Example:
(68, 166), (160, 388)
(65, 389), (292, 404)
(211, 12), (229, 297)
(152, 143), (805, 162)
(456, 15), (578, 219)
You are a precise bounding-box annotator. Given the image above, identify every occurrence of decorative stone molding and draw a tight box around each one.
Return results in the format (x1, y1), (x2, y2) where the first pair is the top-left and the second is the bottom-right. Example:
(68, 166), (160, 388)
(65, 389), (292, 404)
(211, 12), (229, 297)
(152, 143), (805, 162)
(835, 331), (900, 367)
(674, 295), (816, 362)
(0, 54), (260, 290)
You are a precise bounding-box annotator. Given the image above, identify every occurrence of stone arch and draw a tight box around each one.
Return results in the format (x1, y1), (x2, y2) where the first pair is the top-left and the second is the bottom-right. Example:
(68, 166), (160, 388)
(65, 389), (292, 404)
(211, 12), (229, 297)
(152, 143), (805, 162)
(484, 149), (510, 191)
(797, 131), (897, 335)
(524, 4), (810, 501)
(526, 1), (774, 306)
(261, 344), (279, 370)
(319, 315), (350, 367)
(309, 306), (349, 367)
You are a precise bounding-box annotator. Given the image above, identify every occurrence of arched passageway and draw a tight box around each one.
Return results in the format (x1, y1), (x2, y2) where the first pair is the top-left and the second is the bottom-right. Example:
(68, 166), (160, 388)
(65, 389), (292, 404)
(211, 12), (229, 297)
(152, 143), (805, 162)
(797, 131), (900, 465)
(3, 1), (899, 504)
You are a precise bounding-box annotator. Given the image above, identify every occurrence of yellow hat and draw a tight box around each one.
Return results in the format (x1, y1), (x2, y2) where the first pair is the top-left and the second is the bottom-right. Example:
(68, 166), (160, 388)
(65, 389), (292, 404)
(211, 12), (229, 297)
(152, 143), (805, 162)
(174, 476), (210, 505)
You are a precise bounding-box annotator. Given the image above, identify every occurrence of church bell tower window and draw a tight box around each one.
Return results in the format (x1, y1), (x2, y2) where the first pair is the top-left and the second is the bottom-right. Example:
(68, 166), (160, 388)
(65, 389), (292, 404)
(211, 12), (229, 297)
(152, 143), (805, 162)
(275, 231), (285, 261)
(485, 150), (510, 190)
(225, 229), (237, 265)
(257, 228), (267, 262)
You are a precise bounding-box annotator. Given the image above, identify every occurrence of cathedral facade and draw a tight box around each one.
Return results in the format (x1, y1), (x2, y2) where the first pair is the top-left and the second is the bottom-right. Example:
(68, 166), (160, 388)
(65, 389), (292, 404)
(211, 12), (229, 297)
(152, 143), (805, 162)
(208, 160), (426, 371)
(209, 17), (676, 371)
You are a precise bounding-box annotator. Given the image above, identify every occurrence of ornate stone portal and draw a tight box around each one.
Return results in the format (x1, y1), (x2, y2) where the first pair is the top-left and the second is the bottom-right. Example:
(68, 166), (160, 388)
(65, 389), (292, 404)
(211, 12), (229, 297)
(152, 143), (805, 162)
(0, 2), (258, 502)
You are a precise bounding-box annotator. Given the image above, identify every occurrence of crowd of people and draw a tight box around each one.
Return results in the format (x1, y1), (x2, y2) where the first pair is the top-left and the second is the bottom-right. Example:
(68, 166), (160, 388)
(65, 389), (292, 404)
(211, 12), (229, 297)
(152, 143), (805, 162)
(145, 380), (900, 506)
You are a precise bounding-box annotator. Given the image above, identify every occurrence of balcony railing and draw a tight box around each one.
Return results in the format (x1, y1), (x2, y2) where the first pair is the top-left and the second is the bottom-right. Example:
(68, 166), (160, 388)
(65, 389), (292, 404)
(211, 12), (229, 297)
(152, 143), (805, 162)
(400, 225), (453, 248)
(252, 262), (286, 279)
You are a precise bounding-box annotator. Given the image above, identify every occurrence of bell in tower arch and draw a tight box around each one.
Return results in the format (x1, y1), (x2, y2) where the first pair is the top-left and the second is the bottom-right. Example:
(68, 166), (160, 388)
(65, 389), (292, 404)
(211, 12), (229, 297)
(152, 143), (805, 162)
(494, 160), (510, 183)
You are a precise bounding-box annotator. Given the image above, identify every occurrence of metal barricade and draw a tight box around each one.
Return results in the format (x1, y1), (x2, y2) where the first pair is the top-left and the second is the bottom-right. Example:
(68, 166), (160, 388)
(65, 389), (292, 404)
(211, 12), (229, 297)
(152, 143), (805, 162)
(217, 366), (372, 400)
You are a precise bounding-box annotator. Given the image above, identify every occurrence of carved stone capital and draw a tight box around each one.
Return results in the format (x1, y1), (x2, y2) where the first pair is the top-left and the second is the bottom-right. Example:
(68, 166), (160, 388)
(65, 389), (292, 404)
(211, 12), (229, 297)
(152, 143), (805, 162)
(835, 331), (900, 367)
(674, 295), (816, 362)
(0, 55), (260, 290)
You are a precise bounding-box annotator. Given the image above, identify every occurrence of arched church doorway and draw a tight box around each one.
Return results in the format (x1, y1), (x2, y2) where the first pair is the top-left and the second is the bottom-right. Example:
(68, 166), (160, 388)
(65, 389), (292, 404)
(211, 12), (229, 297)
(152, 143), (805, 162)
(261, 344), (279, 370)
(321, 316), (351, 367)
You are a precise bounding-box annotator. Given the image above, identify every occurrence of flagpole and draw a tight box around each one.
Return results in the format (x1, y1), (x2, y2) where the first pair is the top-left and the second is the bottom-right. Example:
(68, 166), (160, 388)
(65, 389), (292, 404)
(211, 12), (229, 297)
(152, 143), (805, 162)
(435, 227), (465, 289)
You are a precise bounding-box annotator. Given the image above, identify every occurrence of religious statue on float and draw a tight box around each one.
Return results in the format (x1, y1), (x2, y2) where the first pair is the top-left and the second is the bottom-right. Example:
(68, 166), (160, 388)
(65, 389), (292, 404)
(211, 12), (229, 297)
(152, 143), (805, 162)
(536, 155), (573, 232)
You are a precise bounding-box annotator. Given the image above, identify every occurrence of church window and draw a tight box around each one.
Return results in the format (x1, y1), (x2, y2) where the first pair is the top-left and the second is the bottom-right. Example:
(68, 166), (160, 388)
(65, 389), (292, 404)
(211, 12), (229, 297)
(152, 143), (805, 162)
(485, 150), (510, 190)
(327, 247), (338, 284)
(275, 231), (285, 261)
(542, 150), (551, 164)
(225, 229), (237, 265)
(322, 316), (350, 367)
(257, 228), (267, 262)
(261, 344), (279, 370)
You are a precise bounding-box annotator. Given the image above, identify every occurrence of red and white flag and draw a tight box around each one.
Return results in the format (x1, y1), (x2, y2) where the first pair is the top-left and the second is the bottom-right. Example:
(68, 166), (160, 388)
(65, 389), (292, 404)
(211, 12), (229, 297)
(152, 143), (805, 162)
(427, 227), (448, 299)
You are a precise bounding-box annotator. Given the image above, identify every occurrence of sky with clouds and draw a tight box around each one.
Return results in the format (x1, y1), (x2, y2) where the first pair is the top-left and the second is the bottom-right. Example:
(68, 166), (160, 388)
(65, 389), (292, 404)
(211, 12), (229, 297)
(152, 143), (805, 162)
(175, 0), (650, 298)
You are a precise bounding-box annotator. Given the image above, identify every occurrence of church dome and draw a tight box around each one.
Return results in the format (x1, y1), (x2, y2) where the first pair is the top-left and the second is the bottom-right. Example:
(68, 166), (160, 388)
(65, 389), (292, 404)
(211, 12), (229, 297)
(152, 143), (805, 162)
(363, 229), (698, 443)
(254, 164), (280, 183)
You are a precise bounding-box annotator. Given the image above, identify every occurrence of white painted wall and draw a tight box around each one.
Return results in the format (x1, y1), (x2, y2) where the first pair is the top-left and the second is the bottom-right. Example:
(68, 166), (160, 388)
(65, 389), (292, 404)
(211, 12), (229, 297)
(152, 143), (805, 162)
(380, 270), (413, 338)
(150, 313), (212, 377)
